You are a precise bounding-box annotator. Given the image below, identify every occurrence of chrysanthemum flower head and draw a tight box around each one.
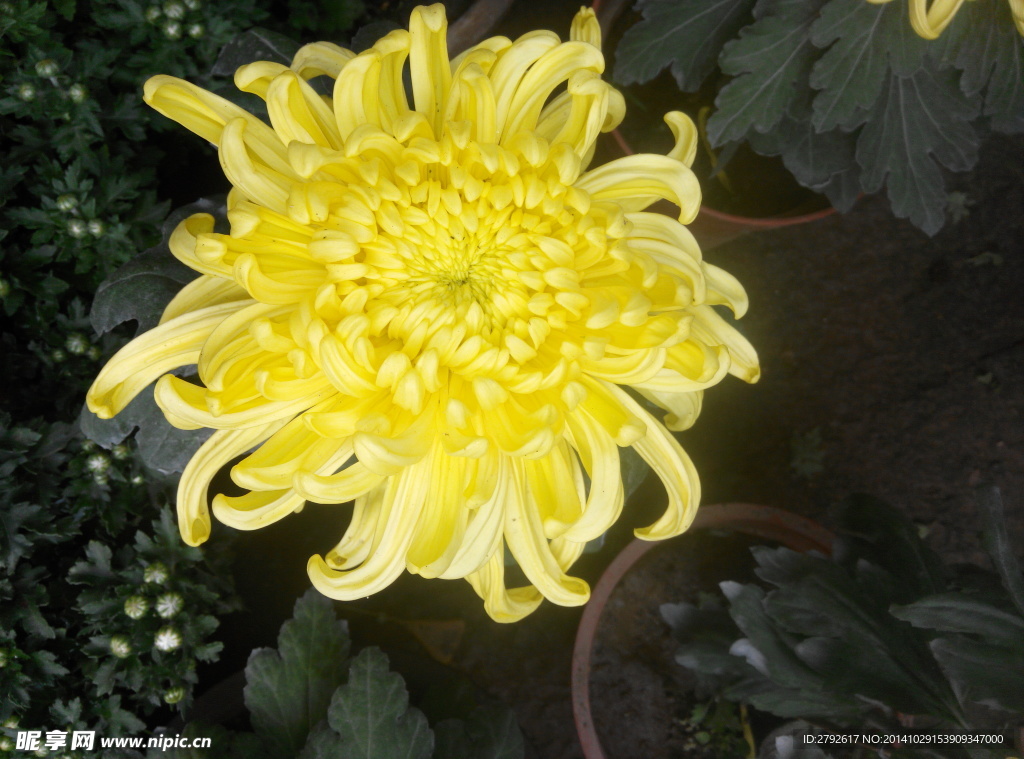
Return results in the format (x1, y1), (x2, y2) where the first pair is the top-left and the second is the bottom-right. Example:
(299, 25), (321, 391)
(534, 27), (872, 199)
(88, 5), (759, 622)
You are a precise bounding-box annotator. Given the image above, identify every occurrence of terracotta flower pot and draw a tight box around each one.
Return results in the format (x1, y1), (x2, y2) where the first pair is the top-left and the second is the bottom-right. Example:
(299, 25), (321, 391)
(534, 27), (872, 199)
(571, 503), (834, 759)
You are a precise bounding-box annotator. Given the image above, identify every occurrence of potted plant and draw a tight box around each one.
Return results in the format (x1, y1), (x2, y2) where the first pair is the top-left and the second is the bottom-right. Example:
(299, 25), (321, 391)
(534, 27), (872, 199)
(663, 490), (1024, 758)
(571, 502), (834, 759)
(605, 0), (1024, 239)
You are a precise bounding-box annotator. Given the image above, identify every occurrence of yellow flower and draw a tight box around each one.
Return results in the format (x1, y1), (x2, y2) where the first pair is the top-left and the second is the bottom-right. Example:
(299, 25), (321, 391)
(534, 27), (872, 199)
(87, 5), (759, 622)
(868, 0), (1024, 39)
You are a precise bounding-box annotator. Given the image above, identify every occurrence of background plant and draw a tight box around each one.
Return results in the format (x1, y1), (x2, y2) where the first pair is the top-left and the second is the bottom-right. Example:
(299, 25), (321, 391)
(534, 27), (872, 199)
(662, 490), (1024, 759)
(613, 0), (1023, 235)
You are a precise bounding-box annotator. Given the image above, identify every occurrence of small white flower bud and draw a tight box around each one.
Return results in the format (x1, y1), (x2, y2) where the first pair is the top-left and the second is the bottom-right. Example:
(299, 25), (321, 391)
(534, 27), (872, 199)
(163, 20), (181, 39)
(88, 345), (101, 360)
(110, 635), (132, 658)
(68, 83), (88, 103)
(81, 439), (96, 452)
(144, 562), (169, 584)
(154, 626), (182, 652)
(183, 0), (200, 9)
(51, 348), (67, 363)
(112, 443), (130, 460)
(93, 472), (109, 486)
(1, 716), (16, 728)
(0, 737), (12, 751)
(17, 83), (36, 101)
(67, 218), (88, 238)
(124, 595), (148, 619)
(86, 453), (109, 473)
(35, 58), (58, 77)
(65, 333), (89, 355)
(163, 686), (186, 704)
(187, 22), (203, 38)
(163, 1), (184, 19)
(131, 473), (145, 485)
(156, 592), (184, 619)
(56, 193), (77, 211)
(145, 4), (162, 21)
(87, 219), (104, 237)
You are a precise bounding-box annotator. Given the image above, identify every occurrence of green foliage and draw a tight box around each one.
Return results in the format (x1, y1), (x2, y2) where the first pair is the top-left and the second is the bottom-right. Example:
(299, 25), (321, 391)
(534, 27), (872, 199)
(245, 590), (351, 758)
(158, 592), (525, 759)
(663, 495), (1024, 758)
(614, 0), (755, 90)
(0, 0), (268, 385)
(614, 0), (1024, 235)
(0, 412), (237, 732)
(303, 647), (434, 759)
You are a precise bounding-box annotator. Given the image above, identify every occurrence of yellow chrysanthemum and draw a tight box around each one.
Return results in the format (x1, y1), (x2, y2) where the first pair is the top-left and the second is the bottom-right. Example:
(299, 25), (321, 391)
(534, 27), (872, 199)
(868, 0), (1024, 38)
(87, 5), (759, 622)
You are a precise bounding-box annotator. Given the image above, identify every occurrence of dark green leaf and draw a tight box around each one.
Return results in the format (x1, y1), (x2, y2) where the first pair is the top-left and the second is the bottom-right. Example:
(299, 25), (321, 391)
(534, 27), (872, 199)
(720, 581), (823, 691)
(33, 650), (69, 677)
(245, 589), (351, 759)
(793, 635), (941, 717)
(746, 107), (860, 212)
(891, 592), (1024, 646)
(613, 0), (755, 90)
(90, 199), (228, 336)
(81, 388), (212, 475)
(708, 0), (824, 145)
(809, 0), (930, 131)
(0, 503), (45, 571)
(213, 28), (302, 78)
(311, 647), (433, 759)
(932, 0), (1024, 133)
(976, 486), (1024, 616)
(752, 547), (963, 721)
(745, 686), (862, 722)
(52, 0), (75, 20)
(930, 635), (1024, 712)
(833, 495), (945, 602)
(855, 68), (980, 236)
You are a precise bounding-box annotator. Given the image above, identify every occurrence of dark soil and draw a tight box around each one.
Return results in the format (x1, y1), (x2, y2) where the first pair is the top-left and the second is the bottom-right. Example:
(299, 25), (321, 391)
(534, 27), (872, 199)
(589, 532), (763, 758)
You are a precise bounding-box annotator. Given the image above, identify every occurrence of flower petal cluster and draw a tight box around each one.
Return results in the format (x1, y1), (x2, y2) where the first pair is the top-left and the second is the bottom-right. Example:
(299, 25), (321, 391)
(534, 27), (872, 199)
(868, 0), (1024, 38)
(88, 5), (759, 622)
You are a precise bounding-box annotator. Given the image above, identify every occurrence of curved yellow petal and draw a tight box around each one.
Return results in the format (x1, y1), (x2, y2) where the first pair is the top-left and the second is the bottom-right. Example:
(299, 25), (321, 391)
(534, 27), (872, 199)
(307, 452), (431, 599)
(176, 419), (287, 545)
(160, 275), (250, 324)
(909, 0), (965, 39)
(465, 550), (544, 623)
(603, 382), (701, 541)
(503, 457), (590, 606)
(575, 154), (702, 223)
(559, 407), (624, 542)
(291, 41), (356, 80)
(689, 305), (760, 383)
(87, 301), (243, 419)
(409, 3), (451, 135)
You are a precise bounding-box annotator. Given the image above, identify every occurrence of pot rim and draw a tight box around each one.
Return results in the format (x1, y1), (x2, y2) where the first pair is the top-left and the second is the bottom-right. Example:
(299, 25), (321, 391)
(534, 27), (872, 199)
(571, 502), (834, 759)
(607, 129), (837, 229)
